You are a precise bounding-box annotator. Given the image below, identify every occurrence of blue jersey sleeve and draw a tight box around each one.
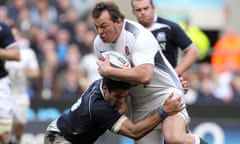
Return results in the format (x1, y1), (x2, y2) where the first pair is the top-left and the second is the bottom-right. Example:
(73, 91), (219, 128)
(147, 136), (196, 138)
(170, 22), (192, 50)
(0, 22), (15, 48)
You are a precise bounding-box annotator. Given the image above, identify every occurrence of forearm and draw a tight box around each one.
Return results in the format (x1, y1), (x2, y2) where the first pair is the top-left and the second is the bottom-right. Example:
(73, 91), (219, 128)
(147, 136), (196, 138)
(25, 69), (40, 79)
(175, 45), (198, 75)
(118, 95), (184, 139)
(119, 113), (162, 140)
(0, 46), (20, 61)
(107, 64), (153, 84)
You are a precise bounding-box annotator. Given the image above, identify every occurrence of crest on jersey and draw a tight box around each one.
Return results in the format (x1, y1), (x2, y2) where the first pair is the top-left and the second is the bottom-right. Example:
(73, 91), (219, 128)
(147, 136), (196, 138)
(156, 32), (166, 42)
(125, 46), (130, 56)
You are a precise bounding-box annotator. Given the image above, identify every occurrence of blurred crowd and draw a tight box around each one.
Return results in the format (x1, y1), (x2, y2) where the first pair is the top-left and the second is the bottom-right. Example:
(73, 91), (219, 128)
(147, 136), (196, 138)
(1, 0), (240, 105)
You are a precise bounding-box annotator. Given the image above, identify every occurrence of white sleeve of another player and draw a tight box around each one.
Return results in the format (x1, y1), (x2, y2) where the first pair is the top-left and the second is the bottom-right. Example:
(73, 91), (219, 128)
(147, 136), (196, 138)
(131, 32), (159, 66)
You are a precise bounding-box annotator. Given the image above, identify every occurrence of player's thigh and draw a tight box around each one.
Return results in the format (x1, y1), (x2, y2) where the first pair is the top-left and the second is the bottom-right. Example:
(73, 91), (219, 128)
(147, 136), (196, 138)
(162, 113), (186, 141)
(44, 131), (71, 144)
(13, 99), (29, 124)
(135, 129), (163, 144)
(0, 77), (13, 119)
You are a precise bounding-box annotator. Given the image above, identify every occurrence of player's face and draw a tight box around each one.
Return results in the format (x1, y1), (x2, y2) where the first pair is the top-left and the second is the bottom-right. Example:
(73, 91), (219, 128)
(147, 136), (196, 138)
(106, 89), (128, 107)
(132, 0), (155, 28)
(93, 10), (122, 43)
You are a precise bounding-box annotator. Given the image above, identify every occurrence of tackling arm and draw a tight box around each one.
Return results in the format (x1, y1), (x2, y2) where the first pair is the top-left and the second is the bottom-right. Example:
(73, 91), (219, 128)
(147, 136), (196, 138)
(116, 93), (185, 140)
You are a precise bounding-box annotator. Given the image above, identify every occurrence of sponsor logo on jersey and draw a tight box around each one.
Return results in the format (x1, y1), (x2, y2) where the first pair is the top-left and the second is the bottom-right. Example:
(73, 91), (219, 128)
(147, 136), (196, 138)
(125, 46), (130, 56)
(157, 32), (167, 51)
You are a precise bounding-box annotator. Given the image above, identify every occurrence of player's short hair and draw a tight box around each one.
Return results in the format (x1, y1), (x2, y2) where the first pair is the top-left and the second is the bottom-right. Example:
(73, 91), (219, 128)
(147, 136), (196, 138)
(92, 2), (125, 22)
(103, 77), (131, 92)
(131, 0), (154, 8)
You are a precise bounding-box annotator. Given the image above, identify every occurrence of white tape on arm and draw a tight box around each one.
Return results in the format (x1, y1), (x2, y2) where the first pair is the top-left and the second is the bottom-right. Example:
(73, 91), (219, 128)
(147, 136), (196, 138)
(112, 115), (128, 133)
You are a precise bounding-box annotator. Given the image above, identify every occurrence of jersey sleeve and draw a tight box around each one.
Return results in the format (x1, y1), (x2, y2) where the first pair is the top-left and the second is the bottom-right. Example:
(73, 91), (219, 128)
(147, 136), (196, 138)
(0, 23), (16, 48)
(91, 100), (123, 131)
(131, 31), (159, 66)
(170, 22), (192, 51)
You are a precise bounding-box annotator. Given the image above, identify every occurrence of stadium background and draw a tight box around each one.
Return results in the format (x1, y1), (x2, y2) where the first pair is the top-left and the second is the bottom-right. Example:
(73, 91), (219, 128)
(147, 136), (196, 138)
(3, 0), (240, 144)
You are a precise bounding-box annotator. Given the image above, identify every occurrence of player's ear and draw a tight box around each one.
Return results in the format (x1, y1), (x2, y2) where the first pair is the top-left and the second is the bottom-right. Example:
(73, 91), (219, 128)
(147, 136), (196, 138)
(102, 84), (108, 92)
(116, 18), (122, 26)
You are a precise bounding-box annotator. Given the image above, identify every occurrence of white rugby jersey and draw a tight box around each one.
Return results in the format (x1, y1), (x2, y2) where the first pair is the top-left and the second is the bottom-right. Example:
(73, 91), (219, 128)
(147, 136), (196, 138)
(94, 19), (183, 104)
(5, 46), (39, 95)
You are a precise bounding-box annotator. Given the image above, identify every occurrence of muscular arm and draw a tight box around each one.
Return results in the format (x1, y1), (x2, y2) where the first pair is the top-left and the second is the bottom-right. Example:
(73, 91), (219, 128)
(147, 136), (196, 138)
(97, 57), (153, 84)
(0, 45), (20, 61)
(116, 94), (185, 140)
(175, 44), (198, 75)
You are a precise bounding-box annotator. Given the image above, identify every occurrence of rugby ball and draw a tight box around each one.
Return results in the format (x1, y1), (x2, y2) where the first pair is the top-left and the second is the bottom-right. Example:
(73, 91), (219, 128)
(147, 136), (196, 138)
(100, 51), (131, 69)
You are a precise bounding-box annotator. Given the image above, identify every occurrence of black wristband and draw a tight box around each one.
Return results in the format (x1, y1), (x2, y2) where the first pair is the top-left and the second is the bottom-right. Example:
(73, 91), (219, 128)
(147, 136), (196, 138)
(157, 107), (168, 120)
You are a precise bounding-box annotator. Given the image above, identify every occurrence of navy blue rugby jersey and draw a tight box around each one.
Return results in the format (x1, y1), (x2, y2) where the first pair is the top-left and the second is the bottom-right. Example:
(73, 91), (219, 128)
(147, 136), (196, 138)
(149, 16), (192, 68)
(0, 22), (16, 78)
(57, 79), (122, 144)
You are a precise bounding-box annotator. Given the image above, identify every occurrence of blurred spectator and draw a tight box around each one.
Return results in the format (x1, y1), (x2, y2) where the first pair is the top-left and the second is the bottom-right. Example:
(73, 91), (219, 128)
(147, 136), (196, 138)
(229, 73), (240, 104)
(7, 0), (29, 26)
(59, 9), (79, 40)
(60, 69), (84, 99)
(39, 39), (60, 99)
(71, 0), (96, 19)
(0, 6), (13, 25)
(65, 43), (88, 91)
(29, 0), (58, 32)
(196, 79), (223, 104)
(212, 71), (234, 104)
(17, 7), (32, 32)
(29, 26), (49, 65)
(55, 28), (71, 68)
(211, 26), (240, 73)
(80, 30), (100, 85)
(179, 18), (210, 61)
(55, 0), (72, 22)
(48, 23), (59, 40)
(5, 26), (40, 144)
(74, 21), (91, 56)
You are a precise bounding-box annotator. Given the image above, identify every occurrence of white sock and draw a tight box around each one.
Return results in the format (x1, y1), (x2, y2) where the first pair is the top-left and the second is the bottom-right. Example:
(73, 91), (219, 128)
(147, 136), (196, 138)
(194, 135), (200, 144)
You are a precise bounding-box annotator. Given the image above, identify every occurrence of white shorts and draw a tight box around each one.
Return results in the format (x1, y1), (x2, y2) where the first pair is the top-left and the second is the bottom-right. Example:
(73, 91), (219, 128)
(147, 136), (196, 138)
(12, 93), (30, 124)
(0, 77), (13, 119)
(131, 88), (189, 126)
(132, 88), (189, 144)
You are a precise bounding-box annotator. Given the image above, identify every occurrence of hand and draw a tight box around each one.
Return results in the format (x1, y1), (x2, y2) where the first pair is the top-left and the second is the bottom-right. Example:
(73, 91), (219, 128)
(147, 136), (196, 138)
(113, 97), (128, 115)
(163, 93), (185, 116)
(97, 54), (112, 77)
(179, 76), (189, 94)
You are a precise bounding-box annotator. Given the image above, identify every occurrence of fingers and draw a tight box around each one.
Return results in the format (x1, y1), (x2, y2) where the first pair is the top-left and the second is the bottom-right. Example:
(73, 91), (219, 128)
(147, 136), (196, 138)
(174, 95), (186, 112)
(168, 93), (174, 99)
(105, 53), (110, 61)
(179, 76), (189, 94)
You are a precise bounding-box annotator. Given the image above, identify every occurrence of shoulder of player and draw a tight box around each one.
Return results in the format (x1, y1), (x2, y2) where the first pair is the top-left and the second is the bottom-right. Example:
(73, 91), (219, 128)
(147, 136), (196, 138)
(123, 19), (154, 43)
(156, 16), (180, 28)
(0, 22), (12, 33)
(123, 19), (148, 36)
